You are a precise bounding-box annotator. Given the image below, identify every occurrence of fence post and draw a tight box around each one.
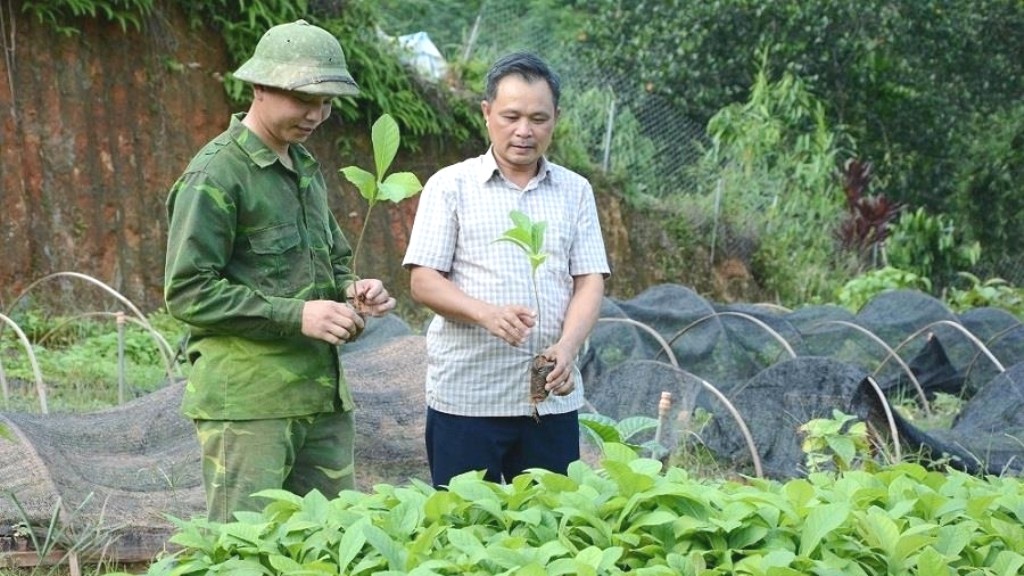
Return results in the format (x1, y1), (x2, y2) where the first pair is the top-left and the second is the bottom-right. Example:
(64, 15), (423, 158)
(601, 94), (616, 172)
(116, 311), (126, 404)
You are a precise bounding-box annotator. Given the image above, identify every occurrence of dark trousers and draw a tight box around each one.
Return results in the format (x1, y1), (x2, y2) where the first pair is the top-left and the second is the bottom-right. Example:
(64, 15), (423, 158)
(425, 407), (580, 488)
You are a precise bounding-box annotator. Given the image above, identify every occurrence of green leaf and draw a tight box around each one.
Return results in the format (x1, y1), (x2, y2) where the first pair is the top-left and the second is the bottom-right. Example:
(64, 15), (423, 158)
(860, 507), (900, 556)
(340, 165), (377, 201)
(448, 472), (502, 504)
(267, 554), (304, 573)
(382, 500), (424, 538)
(991, 550), (1024, 576)
(616, 416), (660, 442)
(625, 510), (677, 531)
(914, 546), (949, 575)
(221, 522), (266, 546)
(378, 172), (423, 203)
(528, 252), (549, 272)
(799, 502), (849, 555)
(337, 517), (369, 573)
(826, 435), (856, 467)
(495, 236), (533, 256)
(372, 113), (400, 179)
(578, 413), (622, 444)
(363, 523), (408, 571)
(497, 226), (534, 248)
(423, 490), (458, 522)
(251, 488), (303, 506)
(509, 209), (532, 230)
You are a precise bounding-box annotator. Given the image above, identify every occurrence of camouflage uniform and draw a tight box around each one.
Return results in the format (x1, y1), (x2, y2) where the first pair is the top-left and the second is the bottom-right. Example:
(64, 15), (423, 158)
(164, 20), (362, 522)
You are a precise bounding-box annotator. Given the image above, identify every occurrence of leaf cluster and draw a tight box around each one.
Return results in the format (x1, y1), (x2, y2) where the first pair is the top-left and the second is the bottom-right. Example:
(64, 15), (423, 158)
(570, 0), (1024, 201)
(339, 114), (423, 276)
(20, 0), (154, 35)
(112, 456), (1024, 575)
(798, 409), (871, 474)
(834, 266), (931, 314)
(695, 55), (851, 306)
(170, 0), (481, 148)
(494, 211), (549, 277)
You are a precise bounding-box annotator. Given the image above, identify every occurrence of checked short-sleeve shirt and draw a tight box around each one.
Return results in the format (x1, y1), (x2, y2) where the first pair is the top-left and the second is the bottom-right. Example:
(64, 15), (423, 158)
(403, 150), (610, 417)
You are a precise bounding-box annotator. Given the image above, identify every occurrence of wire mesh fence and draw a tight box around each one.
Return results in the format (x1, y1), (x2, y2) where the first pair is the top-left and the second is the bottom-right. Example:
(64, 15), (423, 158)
(464, 0), (708, 200)
(400, 0), (1024, 297)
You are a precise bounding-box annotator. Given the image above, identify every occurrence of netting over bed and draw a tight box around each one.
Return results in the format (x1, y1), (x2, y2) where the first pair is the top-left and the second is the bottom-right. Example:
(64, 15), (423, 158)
(2, 284), (1023, 561)
(0, 317), (428, 558)
(583, 285), (1024, 477)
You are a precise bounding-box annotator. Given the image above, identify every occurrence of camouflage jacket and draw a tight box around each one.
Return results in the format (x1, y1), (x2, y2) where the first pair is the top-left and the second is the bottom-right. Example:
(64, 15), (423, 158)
(164, 114), (357, 420)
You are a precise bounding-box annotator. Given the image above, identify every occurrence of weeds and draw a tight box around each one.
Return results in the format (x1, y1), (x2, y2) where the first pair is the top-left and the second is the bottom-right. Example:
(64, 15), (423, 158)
(1, 309), (186, 413)
(2, 491), (121, 576)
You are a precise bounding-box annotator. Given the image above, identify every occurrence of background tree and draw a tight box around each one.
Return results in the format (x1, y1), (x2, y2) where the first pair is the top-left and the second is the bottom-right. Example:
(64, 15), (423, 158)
(565, 0), (1024, 284)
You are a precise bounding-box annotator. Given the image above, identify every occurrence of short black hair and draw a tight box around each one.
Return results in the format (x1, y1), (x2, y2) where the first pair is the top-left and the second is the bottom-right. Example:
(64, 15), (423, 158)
(484, 52), (561, 108)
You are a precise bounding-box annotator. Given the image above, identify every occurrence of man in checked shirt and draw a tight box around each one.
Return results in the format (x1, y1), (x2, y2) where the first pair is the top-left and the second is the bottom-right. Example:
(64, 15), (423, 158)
(403, 52), (611, 488)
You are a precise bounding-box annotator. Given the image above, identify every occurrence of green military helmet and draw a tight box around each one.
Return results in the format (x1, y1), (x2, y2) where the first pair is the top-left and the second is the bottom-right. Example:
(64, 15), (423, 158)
(233, 19), (359, 97)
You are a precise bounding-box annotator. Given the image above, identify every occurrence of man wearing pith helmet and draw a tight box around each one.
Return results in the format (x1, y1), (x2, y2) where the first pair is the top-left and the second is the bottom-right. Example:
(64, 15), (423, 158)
(164, 19), (397, 522)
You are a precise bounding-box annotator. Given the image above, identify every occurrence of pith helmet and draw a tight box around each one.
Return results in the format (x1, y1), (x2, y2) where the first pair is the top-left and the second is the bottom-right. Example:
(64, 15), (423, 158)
(233, 19), (359, 97)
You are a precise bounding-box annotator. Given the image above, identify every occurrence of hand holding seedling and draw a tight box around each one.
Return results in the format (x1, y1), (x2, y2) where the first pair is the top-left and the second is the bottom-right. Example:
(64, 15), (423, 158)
(301, 299), (366, 346)
(482, 305), (536, 347)
(538, 342), (576, 396)
(346, 279), (396, 317)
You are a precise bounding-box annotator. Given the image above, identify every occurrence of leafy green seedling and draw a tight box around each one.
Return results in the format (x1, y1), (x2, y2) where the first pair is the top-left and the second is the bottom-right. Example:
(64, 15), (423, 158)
(495, 210), (552, 417)
(799, 409), (871, 473)
(494, 209), (549, 316)
(340, 113), (423, 277)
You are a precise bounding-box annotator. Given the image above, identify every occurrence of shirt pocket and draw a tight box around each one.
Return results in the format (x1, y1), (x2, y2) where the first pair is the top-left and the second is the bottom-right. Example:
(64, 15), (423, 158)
(244, 223), (304, 296)
(250, 223), (300, 255)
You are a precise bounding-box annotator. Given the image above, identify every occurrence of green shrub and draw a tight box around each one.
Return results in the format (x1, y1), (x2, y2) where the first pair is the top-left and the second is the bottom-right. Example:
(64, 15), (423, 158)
(696, 52), (854, 306)
(884, 207), (980, 292)
(835, 266), (931, 313)
(945, 273), (1024, 318)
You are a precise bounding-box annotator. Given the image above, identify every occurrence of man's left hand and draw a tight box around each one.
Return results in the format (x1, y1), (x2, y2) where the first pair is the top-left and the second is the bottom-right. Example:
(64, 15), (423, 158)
(541, 344), (577, 396)
(348, 279), (397, 317)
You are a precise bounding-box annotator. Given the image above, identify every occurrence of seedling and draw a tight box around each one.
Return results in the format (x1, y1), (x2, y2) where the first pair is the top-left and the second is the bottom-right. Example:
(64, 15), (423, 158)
(799, 409), (871, 473)
(495, 210), (552, 418)
(340, 113), (423, 279)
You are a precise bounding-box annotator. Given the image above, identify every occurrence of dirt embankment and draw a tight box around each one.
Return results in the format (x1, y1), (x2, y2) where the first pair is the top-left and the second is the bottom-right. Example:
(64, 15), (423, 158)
(0, 5), (699, 314)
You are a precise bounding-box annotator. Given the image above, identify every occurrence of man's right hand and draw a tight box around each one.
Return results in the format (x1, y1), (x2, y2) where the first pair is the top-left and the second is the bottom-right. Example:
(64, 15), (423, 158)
(481, 304), (536, 347)
(301, 300), (365, 345)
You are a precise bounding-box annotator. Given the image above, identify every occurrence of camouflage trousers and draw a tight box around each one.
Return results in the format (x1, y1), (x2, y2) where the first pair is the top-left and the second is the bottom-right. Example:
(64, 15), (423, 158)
(194, 410), (355, 522)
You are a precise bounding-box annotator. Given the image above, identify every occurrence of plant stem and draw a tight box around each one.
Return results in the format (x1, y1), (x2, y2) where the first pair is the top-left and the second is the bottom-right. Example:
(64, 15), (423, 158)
(531, 273), (541, 354)
(350, 203), (374, 279)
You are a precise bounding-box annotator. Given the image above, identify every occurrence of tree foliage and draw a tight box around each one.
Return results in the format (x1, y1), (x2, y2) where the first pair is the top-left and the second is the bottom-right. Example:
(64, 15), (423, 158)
(693, 55), (853, 305)
(568, 0), (1024, 212)
(175, 0), (481, 145)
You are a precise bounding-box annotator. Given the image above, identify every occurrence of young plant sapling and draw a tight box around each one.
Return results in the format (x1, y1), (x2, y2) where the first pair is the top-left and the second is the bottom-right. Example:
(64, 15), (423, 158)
(340, 114), (423, 312)
(495, 210), (553, 420)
